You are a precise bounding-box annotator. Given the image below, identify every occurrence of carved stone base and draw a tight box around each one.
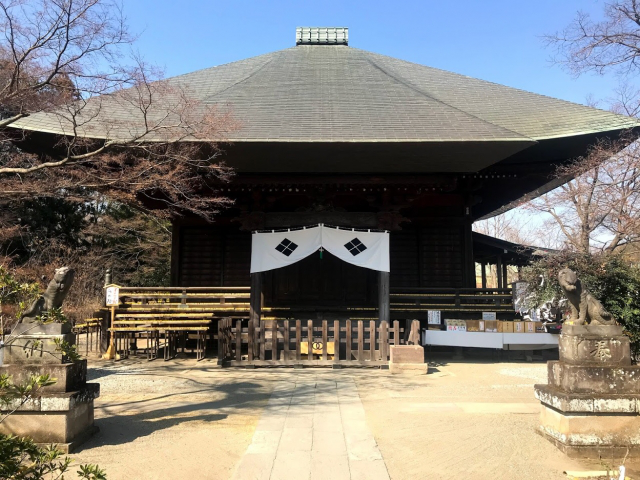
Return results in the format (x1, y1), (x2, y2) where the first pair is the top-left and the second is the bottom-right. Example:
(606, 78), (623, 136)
(12, 323), (72, 335)
(536, 428), (640, 459)
(4, 333), (76, 365)
(0, 384), (100, 453)
(0, 361), (87, 393)
(559, 325), (630, 366)
(536, 384), (640, 458)
(536, 325), (640, 458)
(536, 399), (640, 458)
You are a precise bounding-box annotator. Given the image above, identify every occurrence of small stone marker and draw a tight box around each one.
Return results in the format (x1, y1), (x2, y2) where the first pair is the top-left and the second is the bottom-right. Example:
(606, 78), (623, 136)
(389, 345), (427, 374)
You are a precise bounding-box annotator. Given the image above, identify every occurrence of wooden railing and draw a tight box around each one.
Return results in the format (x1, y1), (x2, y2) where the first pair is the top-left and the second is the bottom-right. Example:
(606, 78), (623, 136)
(107, 286), (252, 360)
(390, 287), (515, 319)
(103, 286), (517, 362)
(217, 318), (420, 366)
(116, 286), (251, 312)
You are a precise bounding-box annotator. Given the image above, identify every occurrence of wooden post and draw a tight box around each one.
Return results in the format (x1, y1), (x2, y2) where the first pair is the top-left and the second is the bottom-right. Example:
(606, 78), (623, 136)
(378, 271), (390, 323)
(259, 319), (266, 360)
(271, 319), (277, 361)
(346, 319), (352, 361)
(295, 320), (302, 361)
(333, 320), (340, 363)
(322, 320), (328, 361)
(502, 261), (509, 290)
(249, 272), (263, 358)
(307, 320), (313, 361)
(481, 262), (487, 289)
(284, 320), (290, 361)
(235, 319), (242, 362)
(393, 320), (400, 346)
(217, 320), (224, 365)
(248, 317), (254, 362)
(411, 319), (421, 345)
(101, 305), (117, 360)
(369, 320), (376, 361)
(496, 257), (503, 289)
(380, 321), (388, 361)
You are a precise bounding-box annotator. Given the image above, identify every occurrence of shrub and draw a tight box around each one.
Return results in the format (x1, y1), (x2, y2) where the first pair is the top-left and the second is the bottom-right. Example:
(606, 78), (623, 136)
(521, 251), (640, 359)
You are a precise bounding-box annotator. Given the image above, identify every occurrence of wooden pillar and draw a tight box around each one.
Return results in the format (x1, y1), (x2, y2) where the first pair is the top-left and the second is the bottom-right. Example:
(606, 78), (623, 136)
(481, 262), (487, 289)
(250, 272), (263, 356)
(378, 271), (390, 323)
(502, 261), (509, 289)
(496, 256), (503, 289)
(462, 221), (475, 288)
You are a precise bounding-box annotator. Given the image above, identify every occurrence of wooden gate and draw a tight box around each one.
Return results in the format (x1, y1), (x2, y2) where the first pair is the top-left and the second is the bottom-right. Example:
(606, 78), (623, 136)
(217, 319), (419, 367)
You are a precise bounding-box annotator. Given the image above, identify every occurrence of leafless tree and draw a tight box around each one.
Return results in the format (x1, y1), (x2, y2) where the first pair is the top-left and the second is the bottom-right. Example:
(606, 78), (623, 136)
(0, 0), (237, 220)
(473, 210), (528, 244)
(545, 0), (640, 78)
(527, 136), (640, 255)
(530, 1), (640, 256)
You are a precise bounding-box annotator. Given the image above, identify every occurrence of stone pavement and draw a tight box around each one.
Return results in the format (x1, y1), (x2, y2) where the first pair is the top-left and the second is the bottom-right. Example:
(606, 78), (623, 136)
(232, 378), (390, 480)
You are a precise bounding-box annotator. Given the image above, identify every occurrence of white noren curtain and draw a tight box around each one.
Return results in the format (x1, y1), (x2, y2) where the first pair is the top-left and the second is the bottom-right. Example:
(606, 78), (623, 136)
(250, 224), (389, 273)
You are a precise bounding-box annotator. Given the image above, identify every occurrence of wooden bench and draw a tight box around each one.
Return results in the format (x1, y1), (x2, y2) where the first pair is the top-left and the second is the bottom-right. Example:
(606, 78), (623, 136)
(110, 313), (212, 360)
(103, 287), (254, 361)
(73, 318), (102, 355)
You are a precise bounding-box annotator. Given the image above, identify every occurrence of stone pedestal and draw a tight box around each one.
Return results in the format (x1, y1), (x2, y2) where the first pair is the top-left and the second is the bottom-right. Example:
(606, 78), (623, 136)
(389, 345), (427, 374)
(534, 325), (640, 458)
(0, 325), (99, 453)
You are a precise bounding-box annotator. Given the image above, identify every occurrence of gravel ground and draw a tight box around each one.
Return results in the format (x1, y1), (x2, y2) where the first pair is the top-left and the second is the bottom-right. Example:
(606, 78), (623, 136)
(68, 357), (630, 480)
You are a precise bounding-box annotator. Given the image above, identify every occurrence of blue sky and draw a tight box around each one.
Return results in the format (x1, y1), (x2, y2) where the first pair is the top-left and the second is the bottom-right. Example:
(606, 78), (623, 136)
(124, 0), (617, 107)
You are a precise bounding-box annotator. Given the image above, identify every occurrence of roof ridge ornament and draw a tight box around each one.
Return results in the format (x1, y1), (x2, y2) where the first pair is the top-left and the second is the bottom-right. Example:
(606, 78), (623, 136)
(296, 27), (348, 46)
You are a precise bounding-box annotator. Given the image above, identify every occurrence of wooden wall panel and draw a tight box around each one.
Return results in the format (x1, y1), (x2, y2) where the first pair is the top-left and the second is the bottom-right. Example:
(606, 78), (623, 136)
(176, 225), (465, 289)
(389, 227), (464, 289)
(176, 227), (251, 287)
(223, 231), (251, 286)
(419, 226), (464, 288)
(390, 230), (419, 288)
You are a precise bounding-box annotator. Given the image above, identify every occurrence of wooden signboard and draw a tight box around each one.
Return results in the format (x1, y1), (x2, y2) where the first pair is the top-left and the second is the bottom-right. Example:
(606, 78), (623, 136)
(427, 310), (442, 325)
(105, 285), (120, 307)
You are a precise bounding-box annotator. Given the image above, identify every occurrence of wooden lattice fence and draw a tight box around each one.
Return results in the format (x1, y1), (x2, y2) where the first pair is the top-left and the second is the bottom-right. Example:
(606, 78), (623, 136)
(217, 319), (420, 366)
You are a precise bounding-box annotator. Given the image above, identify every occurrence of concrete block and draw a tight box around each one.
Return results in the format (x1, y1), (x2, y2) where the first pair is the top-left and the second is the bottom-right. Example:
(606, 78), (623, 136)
(538, 403), (640, 447)
(4, 333), (76, 364)
(535, 384), (640, 413)
(0, 360), (87, 393)
(1, 384), (100, 412)
(389, 345), (424, 364)
(0, 400), (96, 448)
(562, 325), (624, 337)
(547, 361), (640, 394)
(12, 323), (72, 335)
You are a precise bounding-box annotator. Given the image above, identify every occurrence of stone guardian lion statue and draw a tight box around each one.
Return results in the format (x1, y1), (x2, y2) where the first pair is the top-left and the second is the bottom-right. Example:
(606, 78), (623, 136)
(557, 268), (615, 325)
(19, 267), (75, 323)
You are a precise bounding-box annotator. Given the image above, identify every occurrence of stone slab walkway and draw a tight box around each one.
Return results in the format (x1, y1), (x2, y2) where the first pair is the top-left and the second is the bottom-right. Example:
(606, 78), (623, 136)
(232, 378), (390, 480)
